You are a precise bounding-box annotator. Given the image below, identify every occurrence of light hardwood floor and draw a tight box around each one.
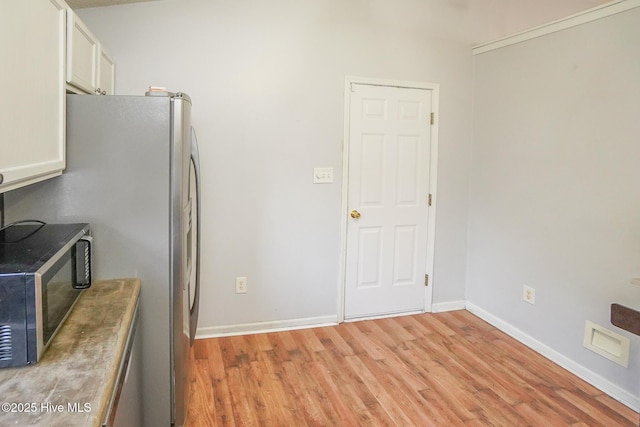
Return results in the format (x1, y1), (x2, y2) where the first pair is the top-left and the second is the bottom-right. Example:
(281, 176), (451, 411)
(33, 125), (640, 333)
(186, 310), (639, 426)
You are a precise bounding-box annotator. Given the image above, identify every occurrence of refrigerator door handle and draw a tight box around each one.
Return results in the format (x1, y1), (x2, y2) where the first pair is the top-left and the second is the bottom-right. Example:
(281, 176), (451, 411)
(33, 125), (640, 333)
(189, 127), (201, 345)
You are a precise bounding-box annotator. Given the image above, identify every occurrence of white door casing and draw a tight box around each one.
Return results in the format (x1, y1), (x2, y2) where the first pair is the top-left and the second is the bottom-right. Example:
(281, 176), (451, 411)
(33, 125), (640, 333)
(340, 77), (439, 321)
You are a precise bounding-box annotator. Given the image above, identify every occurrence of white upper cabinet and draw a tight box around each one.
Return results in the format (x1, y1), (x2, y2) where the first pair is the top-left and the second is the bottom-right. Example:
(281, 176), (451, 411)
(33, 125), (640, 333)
(99, 48), (115, 95)
(66, 10), (98, 94)
(66, 10), (115, 95)
(0, 0), (67, 193)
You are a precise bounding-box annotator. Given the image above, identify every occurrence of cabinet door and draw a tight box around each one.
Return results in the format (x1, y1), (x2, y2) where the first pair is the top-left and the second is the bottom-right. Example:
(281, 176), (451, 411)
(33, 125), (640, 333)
(98, 47), (115, 95)
(112, 320), (142, 427)
(0, 0), (66, 193)
(66, 10), (98, 94)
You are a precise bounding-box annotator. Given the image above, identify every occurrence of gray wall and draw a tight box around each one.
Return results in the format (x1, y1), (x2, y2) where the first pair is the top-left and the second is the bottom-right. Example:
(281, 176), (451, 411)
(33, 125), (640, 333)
(78, 0), (474, 330)
(469, 8), (640, 400)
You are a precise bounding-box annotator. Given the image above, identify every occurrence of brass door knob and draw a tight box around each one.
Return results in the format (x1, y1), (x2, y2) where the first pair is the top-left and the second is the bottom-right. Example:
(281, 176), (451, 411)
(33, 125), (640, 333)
(350, 210), (361, 219)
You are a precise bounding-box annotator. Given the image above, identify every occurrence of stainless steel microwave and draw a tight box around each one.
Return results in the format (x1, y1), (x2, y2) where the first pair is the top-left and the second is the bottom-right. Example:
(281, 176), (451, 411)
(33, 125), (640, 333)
(0, 222), (92, 368)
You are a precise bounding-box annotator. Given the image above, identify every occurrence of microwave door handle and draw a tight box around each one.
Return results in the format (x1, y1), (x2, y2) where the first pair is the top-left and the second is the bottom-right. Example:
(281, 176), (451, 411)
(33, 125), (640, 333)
(189, 127), (201, 345)
(73, 236), (93, 290)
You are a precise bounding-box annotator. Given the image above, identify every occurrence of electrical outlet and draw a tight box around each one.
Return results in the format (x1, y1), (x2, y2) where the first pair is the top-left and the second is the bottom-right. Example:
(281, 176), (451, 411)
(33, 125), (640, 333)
(235, 276), (247, 294)
(523, 285), (535, 305)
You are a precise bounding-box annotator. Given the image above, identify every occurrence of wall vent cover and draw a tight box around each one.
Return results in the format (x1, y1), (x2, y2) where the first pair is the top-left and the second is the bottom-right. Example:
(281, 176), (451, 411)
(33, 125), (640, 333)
(0, 325), (12, 361)
(583, 320), (630, 368)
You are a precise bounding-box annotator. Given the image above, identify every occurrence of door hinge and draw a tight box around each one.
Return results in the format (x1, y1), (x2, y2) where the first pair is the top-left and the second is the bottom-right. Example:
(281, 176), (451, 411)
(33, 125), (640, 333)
(425, 274), (429, 287)
(430, 112), (435, 125)
(428, 194), (432, 206)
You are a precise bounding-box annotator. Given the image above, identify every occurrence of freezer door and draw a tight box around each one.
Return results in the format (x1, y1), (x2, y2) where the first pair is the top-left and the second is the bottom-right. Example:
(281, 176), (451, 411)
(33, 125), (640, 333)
(170, 93), (193, 427)
(188, 127), (201, 345)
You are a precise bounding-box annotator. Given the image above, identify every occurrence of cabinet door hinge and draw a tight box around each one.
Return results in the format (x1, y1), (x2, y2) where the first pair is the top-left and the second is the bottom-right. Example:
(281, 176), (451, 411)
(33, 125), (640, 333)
(428, 194), (432, 206)
(430, 112), (435, 125)
(425, 274), (429, 287)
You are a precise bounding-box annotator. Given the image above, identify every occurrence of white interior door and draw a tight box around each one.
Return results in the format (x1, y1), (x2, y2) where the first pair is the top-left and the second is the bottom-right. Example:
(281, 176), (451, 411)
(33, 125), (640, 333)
(344, 82), (433, 319)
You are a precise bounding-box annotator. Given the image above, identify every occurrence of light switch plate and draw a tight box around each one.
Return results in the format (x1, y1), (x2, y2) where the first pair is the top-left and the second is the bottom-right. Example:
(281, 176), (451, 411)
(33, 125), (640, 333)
(313, 167), (333, 184)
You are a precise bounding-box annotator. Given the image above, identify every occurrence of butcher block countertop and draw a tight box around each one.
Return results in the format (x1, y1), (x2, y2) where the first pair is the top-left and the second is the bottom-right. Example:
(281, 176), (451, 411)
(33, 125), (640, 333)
(612, 303), (640, 336)
(0, 278), (140, 427)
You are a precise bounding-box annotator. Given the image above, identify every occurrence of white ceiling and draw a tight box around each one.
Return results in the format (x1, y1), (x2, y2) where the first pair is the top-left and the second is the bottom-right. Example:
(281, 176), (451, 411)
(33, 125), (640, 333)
(67, 0), (612, 12)
(66, 0), (614, 45)
(438, 0), (615, 45)
(66, 0), (157, 8)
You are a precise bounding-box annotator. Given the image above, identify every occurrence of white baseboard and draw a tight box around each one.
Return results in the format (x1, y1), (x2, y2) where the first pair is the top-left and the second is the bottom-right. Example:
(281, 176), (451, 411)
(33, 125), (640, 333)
(195, 315), (338, 339)
(431, 300), (466, 313)
(466, 302), (640, 412)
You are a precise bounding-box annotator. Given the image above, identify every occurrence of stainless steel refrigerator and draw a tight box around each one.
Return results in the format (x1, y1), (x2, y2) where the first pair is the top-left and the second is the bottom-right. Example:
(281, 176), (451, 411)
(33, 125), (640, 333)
(5, 92), (201, 427)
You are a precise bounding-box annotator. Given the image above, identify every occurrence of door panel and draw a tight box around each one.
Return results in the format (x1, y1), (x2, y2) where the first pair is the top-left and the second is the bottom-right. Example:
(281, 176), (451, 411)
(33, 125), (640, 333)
(344, 83), (432, 319)
(392, 225), (418, 285)
(397, 136), (420, 205)
(363, 98), (387, 119)
(357, 227), (383, 289)
(360, 134), (385, 206)
(398, 100), (421, 119)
